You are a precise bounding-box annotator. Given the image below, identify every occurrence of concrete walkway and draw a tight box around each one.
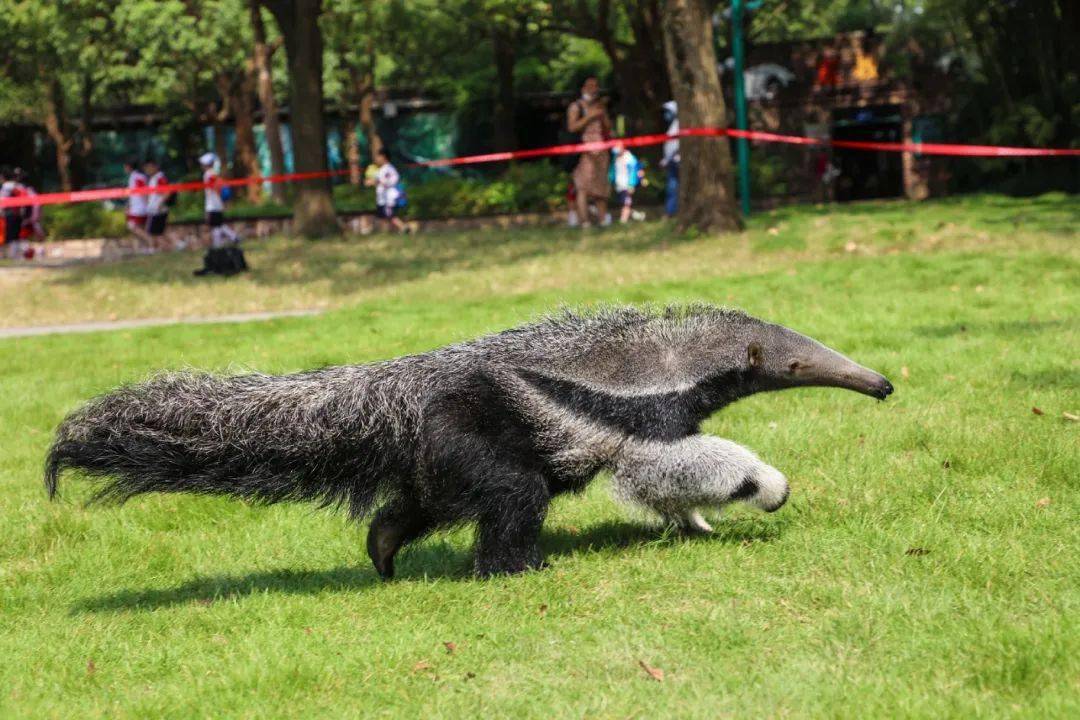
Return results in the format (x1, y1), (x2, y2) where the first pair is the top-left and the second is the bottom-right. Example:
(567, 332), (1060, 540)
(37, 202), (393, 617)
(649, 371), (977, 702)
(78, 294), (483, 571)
(0, 309), (322, 339)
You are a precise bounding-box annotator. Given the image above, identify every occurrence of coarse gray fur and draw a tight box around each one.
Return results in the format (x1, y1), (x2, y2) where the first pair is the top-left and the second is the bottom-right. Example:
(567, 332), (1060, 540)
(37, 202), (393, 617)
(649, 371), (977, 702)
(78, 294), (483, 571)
(46, 304), (893, 577)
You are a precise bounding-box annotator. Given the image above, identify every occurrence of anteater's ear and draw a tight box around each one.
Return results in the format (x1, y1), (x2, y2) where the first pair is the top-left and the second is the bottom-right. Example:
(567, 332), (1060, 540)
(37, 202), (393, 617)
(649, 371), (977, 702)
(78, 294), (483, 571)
(747, 341), (765, 369)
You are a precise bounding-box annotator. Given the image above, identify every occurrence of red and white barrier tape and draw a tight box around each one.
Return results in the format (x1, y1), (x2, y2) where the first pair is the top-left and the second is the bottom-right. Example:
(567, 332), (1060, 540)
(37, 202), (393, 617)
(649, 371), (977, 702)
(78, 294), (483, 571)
(2, 127), (1077, 210)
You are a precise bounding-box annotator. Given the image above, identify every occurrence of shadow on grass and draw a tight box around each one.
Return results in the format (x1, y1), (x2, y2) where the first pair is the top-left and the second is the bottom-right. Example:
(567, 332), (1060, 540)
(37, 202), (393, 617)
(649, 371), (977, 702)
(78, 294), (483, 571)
(73, 517), (783, 613)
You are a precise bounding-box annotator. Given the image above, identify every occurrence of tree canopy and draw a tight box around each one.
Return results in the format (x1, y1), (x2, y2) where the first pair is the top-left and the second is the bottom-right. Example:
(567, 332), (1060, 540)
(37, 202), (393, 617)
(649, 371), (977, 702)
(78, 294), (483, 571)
(1, 0), (1074, 233)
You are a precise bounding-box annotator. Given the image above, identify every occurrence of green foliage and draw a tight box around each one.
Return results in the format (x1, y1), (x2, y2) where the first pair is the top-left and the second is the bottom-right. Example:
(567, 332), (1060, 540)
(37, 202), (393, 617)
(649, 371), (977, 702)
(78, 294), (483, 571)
(40, 203), (128, 241)
(334, 162), (569, 217)
(749, 153), (792, 198)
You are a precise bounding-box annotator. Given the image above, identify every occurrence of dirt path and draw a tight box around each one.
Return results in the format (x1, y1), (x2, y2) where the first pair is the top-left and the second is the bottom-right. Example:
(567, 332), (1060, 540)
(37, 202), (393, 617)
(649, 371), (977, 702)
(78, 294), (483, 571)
(0, 309), (322, 339)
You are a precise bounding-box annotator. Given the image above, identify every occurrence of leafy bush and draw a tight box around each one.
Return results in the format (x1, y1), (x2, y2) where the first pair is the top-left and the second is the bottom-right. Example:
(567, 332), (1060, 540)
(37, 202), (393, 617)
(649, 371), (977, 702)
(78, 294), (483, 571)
(41, 203), (128, 240)
(335, 162), (569, 218)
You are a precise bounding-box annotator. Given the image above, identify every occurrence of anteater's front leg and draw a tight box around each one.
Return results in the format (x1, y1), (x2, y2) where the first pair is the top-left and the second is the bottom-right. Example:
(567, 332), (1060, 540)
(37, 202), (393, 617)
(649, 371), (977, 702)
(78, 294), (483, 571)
(421, 372), (554, 578)
(473, 468), (551, 577)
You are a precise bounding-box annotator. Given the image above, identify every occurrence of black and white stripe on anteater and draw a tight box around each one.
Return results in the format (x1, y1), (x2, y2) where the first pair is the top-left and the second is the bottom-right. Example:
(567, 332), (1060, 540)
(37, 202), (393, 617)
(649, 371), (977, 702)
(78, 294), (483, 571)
(46, 305), (893, 578)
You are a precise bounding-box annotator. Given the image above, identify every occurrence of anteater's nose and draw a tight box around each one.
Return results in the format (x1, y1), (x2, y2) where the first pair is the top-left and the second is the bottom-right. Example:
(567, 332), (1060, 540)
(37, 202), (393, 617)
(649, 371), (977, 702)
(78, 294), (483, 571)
(876, 378), (894, 400)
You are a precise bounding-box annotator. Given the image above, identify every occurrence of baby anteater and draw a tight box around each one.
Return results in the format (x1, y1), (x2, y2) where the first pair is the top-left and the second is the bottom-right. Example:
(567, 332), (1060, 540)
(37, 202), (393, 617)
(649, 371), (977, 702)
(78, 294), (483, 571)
(46, 305), (893, 578)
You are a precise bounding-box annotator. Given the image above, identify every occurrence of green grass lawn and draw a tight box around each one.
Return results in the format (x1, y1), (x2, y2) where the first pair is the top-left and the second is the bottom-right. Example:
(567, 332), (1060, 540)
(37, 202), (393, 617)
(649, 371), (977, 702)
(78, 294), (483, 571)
(1, 194), (1077, 718)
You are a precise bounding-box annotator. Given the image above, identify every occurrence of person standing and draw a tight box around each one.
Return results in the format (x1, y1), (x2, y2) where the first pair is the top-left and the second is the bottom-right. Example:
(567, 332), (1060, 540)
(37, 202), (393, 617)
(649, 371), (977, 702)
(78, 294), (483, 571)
(123, 158), (153, 252)
(660, 101), (680, 218)
(9, 169), (42, 258)
(566, 76), (612, 228)
(0, 166), (25, 251)
(609, 141), (645, 224)
(194, 152), (246, 277)
(367, 149), (407, 234)
(144, 159), (171, 250)
(199, 152), (238, 248)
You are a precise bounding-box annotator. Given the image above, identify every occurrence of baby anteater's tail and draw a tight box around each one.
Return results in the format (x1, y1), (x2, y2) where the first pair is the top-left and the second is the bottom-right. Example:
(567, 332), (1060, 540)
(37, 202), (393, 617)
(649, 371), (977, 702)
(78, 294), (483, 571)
(45, 369), (406, 517)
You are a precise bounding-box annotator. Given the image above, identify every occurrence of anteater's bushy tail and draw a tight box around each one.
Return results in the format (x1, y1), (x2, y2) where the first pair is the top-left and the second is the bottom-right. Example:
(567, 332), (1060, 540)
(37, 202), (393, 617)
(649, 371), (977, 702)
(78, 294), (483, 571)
(45, 369), (415, 518)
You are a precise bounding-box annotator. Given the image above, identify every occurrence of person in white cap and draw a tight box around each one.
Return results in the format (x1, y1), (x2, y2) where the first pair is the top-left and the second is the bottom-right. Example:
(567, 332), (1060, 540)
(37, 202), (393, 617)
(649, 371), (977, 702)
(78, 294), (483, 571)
(198, 152), (239, 247)
(194, 152), (246, 276)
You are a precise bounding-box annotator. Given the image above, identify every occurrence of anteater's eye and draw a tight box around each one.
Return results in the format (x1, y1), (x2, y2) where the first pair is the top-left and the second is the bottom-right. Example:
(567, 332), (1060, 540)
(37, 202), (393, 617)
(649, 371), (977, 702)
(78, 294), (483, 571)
(788, 361), (802, 372)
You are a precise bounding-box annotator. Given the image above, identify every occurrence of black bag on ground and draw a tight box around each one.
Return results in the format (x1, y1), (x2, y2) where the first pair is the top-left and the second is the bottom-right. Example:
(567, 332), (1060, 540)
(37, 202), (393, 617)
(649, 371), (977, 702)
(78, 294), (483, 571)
(195, 246), (248, 276)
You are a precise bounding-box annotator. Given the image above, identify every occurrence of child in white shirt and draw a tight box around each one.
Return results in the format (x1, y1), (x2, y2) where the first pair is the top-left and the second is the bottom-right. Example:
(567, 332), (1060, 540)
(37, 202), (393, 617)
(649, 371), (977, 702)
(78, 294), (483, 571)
(199, 152), (238, 248)
(144, 159), (170, 246)
(610, 142), (646, 224)
(123, 158), (153, 250)
(367, 149), (406, 233)
(194, 152), (247, 277)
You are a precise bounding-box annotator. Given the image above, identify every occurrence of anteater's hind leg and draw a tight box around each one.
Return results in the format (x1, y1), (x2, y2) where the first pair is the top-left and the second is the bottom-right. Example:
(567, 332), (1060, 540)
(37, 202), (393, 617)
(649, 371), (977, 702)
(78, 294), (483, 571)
(366, 499), (433, 580)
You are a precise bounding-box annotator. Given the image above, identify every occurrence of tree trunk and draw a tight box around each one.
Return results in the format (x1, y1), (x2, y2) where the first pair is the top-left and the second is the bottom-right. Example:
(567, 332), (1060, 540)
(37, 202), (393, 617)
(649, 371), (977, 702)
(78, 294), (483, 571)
(491, 24), (517, 152)
(251, 0), (287, 201)
(43, 76), (73, 192)
(344, 116), (362, 185)
(350, 65), (382, 176)
(357, 82), (382, 164)
(262, 0), (337, 237)
(73, 72), (96, 188)
(355, 13), (383, 168)
(232, 68), (262, 202)
(211, 100), (230, 177)
(661, 0), (741, 232)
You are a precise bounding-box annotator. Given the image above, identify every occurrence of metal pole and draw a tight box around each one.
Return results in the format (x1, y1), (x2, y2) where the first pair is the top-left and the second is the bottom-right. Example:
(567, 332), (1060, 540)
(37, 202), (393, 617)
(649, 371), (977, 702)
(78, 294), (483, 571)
(731, 0), (751, 215)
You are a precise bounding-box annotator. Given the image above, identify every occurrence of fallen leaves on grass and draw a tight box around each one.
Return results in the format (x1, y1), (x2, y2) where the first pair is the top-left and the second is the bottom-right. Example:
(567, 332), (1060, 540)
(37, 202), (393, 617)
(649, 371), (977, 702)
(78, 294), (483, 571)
(1032, 407), (1044, 416)
(639, 660), (664, 682)
(538, 604), (548, 616)
(901, 366), (910, 380)
(1036, 497), (1051, 509)
(412, 661), (433, 673)
(905, 547), (931, 556)
(443, 642), (457, 655)
(86, 659), (96, 676)
(1063, 412), (1078, 422)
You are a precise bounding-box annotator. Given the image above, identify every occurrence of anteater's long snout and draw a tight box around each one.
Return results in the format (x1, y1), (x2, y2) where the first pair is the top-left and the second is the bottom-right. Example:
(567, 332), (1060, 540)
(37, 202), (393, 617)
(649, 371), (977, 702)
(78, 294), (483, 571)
(826, 364), (894, 400)
(794, 342), (894, 400)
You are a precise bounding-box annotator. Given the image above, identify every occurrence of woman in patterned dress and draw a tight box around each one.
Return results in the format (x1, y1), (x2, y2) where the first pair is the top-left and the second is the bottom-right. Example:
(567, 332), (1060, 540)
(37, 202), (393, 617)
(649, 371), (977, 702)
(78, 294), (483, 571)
(567, 76), (612, 227)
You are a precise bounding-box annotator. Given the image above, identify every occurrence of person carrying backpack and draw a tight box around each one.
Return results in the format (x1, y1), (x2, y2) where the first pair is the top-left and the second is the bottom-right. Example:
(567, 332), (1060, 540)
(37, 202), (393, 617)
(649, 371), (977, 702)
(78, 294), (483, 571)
(609, 141), (646, 224)
(366, 149), (407, 234)
(194, 152), (247, 277)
